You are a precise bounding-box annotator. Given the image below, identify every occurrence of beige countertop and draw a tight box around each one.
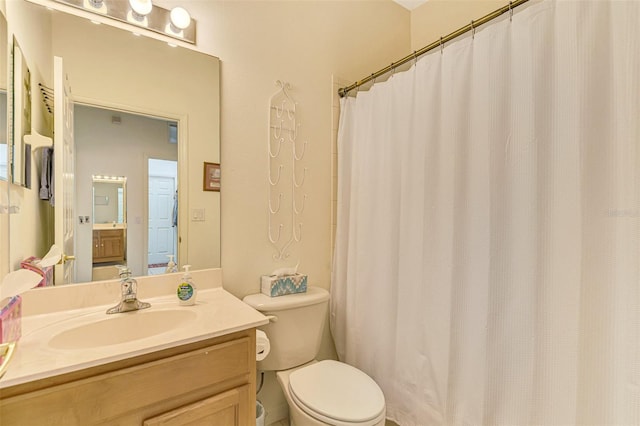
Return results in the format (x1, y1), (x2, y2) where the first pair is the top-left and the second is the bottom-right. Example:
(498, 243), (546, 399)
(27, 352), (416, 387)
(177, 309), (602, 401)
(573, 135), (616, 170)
(0, 285), (268, 389)
(92, 223), (127, 230)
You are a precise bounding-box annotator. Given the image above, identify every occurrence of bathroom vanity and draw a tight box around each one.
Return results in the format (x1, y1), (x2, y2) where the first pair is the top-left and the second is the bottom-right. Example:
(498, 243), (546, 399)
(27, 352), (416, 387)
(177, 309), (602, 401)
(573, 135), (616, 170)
(0, 269), (267, 425)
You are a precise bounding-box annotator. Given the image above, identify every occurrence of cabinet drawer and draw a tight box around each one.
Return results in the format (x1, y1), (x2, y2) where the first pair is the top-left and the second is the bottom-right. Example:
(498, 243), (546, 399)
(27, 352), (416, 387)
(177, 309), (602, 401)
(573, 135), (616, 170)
(143, 385), (250, 426)
(0, 336), (253, 425)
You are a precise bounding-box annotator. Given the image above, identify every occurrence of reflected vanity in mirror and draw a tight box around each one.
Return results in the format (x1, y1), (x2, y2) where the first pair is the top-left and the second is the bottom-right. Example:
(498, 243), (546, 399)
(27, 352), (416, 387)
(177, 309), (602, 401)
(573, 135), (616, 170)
(91, 175), (126, 281)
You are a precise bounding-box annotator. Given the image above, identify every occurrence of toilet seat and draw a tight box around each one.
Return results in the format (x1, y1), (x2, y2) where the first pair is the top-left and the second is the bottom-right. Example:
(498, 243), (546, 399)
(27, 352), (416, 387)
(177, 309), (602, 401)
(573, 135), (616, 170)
(288, 360), (385, 426)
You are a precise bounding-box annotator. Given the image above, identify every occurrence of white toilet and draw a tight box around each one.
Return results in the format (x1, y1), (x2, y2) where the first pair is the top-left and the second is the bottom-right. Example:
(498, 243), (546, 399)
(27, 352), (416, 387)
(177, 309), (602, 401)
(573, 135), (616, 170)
(243, 287), (386, 426)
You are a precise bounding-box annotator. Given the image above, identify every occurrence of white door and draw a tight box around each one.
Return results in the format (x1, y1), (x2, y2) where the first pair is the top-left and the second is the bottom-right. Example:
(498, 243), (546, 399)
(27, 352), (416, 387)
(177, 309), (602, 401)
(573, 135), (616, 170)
(53, 56), (75, 284)
(148, 176), (176, 266)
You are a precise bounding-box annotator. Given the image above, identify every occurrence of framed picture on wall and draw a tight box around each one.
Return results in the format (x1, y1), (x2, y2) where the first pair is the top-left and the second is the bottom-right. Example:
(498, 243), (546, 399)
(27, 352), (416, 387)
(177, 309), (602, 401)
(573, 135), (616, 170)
(203, 162), (221, 192)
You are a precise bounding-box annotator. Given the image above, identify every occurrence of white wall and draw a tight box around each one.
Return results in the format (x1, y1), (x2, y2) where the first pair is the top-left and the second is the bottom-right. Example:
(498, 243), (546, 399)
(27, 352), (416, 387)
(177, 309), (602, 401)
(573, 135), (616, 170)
(75, 105), (177, 282)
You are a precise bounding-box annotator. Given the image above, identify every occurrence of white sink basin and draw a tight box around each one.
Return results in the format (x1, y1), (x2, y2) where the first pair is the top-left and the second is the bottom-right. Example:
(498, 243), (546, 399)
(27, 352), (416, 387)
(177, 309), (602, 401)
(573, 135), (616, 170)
(48, 309), (198, 350)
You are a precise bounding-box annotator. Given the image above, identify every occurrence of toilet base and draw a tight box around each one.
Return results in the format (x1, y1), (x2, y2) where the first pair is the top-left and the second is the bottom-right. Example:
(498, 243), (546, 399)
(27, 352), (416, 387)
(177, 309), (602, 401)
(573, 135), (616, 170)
(276, 361), (386, 426)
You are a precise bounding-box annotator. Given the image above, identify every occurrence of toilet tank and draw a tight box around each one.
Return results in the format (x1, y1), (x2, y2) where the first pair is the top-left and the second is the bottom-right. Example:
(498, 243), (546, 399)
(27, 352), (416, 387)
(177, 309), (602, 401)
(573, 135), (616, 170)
(243, 287), (329, 371)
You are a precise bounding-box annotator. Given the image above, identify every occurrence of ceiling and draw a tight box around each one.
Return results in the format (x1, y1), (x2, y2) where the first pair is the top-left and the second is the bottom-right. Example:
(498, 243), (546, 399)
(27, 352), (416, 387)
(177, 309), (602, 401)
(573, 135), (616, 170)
(392, 0), (428, 11)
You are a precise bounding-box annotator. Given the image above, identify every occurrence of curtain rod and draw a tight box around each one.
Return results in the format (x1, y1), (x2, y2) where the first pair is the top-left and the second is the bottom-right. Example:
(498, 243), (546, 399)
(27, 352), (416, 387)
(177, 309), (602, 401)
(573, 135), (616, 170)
(338, 0), (530, 98)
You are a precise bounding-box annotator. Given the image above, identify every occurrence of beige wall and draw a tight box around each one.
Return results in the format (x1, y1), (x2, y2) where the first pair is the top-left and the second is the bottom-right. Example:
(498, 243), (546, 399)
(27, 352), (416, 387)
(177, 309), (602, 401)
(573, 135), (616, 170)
(162, 0), (411, 296)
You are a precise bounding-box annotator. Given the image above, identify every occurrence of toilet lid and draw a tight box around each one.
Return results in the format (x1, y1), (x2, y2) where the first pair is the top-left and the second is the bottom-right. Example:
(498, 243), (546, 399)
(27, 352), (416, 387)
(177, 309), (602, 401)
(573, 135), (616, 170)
(288, 360), (385, 424)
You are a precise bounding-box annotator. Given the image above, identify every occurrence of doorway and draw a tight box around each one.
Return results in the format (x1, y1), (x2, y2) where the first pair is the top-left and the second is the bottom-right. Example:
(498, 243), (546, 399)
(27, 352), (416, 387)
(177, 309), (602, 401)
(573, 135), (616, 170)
(148, 158), (178, 275)
(74, 104), (179, 282)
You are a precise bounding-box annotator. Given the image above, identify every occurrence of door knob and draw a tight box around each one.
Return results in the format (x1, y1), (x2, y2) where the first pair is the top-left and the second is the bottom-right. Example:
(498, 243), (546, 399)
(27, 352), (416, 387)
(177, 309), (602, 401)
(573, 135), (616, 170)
(58, 254), (76, 264)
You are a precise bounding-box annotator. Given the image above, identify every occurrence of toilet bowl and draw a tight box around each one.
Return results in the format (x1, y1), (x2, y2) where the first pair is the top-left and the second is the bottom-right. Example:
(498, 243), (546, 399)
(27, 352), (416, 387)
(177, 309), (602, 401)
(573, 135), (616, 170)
(277, 360), (386, 426)
(243, 287), (386, 426)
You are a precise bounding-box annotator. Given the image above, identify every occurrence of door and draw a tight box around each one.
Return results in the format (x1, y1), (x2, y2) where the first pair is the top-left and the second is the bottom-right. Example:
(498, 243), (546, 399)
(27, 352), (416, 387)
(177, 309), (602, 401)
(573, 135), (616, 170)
(53, 56), (75, 284)
(148, 175), (176, 266)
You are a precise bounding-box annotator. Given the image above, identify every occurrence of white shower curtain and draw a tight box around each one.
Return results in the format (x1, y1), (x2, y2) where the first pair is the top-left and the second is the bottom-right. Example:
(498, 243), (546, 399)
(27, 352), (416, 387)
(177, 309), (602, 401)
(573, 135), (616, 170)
(331, 1), (640, 425)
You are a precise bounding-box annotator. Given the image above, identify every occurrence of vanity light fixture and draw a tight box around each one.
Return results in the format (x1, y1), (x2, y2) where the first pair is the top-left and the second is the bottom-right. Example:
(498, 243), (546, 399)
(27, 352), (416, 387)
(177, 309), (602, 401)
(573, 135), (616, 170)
(52, 0), (196, 44)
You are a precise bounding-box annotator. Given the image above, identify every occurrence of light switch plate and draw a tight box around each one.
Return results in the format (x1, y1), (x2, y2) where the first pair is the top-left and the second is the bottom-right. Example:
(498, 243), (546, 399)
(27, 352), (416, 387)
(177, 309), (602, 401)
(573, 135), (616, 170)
(191, 208), (205, 221)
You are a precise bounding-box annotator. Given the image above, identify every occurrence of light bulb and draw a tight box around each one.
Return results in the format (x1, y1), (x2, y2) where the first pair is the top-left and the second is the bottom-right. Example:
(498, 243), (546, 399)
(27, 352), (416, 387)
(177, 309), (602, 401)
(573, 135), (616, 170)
(129, 0), (153, 17)
(170, 7), (191, 30)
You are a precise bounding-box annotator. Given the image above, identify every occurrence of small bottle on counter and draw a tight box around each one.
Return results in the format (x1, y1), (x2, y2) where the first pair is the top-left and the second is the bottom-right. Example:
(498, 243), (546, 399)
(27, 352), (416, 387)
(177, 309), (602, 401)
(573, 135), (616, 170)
(177, 265), (197, 306)
(165, 254), (178, 273)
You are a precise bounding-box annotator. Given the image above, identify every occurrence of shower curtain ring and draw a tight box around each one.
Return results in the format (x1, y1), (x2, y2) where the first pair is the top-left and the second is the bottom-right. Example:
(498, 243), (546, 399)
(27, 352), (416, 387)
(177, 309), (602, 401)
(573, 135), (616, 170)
(471, 20), (476, 39)
(509, 1), (513, 21)
(440, 37), (444, 54)
(413, 51), (418, 67)
(371, 73), (376, 85)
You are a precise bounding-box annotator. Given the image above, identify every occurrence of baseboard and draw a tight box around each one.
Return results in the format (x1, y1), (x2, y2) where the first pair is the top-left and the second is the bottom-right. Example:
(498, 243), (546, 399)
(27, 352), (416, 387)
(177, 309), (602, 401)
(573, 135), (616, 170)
(265, 401), (289, 426)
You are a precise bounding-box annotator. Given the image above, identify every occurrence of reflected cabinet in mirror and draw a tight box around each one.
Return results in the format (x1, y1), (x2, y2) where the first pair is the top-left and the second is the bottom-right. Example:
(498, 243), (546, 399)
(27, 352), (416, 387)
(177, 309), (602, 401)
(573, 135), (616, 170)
(4, 0), (220, 285)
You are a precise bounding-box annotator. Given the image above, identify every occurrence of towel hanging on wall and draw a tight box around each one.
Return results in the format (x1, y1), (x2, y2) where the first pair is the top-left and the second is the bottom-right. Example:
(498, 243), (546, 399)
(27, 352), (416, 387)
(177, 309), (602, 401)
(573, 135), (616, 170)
(39, 147), (54, 206)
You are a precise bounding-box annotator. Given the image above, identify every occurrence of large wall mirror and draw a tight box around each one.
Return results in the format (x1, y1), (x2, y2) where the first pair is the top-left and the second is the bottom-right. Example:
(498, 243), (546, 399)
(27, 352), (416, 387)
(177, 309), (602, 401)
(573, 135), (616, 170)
(4, 0), (221, 285)
(0, 13), (7, 182)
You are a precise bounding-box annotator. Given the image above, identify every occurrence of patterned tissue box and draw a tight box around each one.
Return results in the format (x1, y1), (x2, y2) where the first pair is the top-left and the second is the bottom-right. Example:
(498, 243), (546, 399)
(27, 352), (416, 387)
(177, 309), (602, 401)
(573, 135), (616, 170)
(261, 274), (308, 297)
(0, 296), (22, 344)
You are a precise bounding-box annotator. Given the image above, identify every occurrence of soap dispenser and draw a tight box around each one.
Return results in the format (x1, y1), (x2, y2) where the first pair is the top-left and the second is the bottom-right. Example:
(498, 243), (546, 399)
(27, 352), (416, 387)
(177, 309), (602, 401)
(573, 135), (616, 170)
(165, 255), (178, 273)
(177, 265), (197, 306)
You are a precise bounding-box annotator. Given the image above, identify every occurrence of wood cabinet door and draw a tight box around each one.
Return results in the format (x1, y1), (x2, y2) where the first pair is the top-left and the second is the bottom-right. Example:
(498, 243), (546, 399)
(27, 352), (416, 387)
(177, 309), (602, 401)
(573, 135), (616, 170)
(92, 229), (125, 263)
(100, 230), (124, 260)
(92, 231), (101, 259)
(143, 385), (251, 426)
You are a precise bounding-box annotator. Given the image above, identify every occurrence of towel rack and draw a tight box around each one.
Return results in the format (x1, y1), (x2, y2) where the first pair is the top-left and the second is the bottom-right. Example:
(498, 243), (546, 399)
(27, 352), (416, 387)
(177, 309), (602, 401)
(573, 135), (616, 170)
(24, 131), (53, 151)
(267, 80), (309, 261)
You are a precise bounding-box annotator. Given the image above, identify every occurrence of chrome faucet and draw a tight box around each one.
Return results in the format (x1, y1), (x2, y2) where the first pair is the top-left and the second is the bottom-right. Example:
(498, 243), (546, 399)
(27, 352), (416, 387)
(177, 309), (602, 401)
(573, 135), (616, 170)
(106, 267), (151, 314)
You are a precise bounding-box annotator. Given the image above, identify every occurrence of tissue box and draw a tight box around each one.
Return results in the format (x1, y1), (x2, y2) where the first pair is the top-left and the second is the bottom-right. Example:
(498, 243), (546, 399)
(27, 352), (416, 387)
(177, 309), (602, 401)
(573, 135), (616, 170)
(261, 274), (308, 297)
(0, 296), (22, 344)
(21, 256), (53, 288)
